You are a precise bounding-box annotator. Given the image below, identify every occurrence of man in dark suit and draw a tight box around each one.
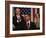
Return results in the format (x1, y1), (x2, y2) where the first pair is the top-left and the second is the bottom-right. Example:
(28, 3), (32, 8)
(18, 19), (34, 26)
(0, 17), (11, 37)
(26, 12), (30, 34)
(13, 8), (25, 30)
(24, 14), (36, 30)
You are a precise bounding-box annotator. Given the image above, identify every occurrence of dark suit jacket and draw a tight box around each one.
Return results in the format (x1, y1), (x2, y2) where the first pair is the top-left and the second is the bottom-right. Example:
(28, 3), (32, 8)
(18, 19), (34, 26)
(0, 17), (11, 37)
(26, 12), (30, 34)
(25, 22), (36, 30)
(13, 15), (25, 30)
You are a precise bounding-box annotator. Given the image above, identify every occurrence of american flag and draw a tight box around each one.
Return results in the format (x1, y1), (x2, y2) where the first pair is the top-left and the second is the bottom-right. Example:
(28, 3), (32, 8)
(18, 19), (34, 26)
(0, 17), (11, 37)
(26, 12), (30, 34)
(21, 8), (39, 22)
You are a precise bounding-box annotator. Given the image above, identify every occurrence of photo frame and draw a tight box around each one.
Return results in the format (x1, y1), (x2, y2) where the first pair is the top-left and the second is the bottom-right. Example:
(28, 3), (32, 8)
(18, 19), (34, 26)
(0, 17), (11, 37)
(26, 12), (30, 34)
(5, 1), (45, 37)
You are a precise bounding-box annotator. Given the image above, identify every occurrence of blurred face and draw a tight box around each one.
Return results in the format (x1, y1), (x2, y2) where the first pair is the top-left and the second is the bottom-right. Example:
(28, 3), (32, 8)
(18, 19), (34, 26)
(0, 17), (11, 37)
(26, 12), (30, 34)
(34, 17), (37, 23)
(36, 13), (40, 18)
(16, 8), (20, 14)
(34, 15), (38, 24)
(25, 15), (30, 21)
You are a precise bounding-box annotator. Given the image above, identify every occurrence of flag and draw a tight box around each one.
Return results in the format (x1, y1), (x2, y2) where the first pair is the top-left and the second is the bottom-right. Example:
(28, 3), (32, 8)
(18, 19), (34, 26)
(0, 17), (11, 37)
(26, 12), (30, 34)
(20, 8), (39, 22)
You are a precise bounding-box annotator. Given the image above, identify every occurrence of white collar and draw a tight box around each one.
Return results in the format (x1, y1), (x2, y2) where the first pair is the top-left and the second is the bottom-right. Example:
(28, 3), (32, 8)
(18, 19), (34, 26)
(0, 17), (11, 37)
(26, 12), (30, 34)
(26, 20), (30, 24)
(17, 15), (20, 17)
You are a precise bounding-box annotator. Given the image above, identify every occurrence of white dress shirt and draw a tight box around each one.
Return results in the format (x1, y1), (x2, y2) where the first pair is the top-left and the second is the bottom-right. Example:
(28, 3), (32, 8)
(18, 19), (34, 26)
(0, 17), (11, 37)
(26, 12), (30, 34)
(17, 15), (21, 23)
(26, 20), (30, 29)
